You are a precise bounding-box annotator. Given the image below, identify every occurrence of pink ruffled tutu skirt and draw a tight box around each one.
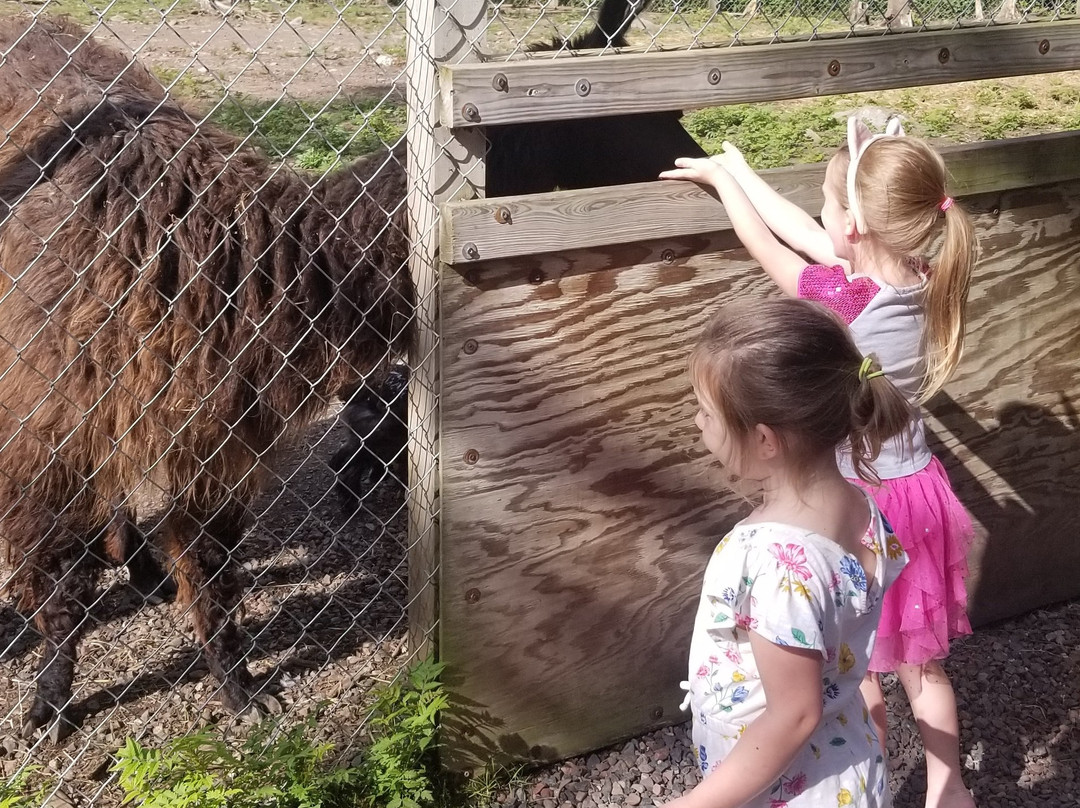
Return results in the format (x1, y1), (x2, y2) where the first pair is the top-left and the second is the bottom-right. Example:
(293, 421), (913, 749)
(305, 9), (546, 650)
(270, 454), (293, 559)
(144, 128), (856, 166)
(850, 456), (974, 672)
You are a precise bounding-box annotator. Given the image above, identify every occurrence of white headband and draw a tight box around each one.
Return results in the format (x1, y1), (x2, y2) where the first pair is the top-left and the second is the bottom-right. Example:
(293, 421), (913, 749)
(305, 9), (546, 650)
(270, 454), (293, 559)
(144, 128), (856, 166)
(846, 115), (906, 235)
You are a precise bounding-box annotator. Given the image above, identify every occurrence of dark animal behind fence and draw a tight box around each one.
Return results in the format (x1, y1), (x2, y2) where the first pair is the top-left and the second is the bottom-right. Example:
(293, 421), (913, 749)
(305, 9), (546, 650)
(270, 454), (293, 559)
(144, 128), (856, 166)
(0, 14), (413, 739)
(485, 0), (706, 197)
(336, 0), (707, 505)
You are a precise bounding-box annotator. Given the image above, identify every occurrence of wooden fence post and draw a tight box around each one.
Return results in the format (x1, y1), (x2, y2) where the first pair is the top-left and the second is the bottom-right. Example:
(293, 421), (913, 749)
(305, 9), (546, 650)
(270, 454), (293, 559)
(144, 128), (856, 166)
(404, 0), (486, 660)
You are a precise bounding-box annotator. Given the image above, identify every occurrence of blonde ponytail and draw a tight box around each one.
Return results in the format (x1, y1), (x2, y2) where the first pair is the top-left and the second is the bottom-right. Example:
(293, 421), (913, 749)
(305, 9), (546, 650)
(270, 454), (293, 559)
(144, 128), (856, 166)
(851, 137), (978, 402)
(921, 202), (977, 401)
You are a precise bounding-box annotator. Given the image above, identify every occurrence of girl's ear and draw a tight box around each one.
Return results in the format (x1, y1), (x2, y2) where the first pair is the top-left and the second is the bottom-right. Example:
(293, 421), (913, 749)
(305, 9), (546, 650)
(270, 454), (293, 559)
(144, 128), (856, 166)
(753, 424), (781, 460)
(843, 208), (860, 242)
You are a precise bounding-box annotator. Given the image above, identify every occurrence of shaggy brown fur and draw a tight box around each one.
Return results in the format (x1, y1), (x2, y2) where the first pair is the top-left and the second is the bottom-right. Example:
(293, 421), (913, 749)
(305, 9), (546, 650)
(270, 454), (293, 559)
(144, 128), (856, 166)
(0, 15), (413, 738)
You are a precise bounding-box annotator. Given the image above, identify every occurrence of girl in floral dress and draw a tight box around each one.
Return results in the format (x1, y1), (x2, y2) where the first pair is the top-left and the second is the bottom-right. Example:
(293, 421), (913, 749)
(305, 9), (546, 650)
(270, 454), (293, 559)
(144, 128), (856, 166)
(662, 117), (979, 808)
(669, 297), (909, 808)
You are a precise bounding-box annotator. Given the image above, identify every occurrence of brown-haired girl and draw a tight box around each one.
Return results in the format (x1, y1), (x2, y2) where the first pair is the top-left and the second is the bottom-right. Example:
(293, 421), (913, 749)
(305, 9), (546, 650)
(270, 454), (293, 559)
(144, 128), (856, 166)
(673, 297), (909, 808)
(662, 117), (978, 808)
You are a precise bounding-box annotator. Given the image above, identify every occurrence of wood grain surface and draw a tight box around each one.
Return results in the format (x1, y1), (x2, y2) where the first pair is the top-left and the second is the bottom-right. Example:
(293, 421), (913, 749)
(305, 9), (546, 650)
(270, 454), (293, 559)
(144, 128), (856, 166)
(437, 180), (1080, 767)
(442, 130), (1080, 264)
(441, 21), (1080, 127)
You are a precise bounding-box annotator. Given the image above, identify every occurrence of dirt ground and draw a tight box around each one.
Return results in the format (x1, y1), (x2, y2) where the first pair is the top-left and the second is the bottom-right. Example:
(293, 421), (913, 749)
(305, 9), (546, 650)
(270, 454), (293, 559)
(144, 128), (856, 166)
(63, 8), (409, 103)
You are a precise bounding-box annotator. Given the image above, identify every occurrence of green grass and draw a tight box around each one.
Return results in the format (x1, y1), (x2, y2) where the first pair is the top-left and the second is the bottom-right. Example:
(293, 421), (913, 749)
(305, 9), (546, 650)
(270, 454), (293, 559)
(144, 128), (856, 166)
(682, 75), (1080, 170)
(206, 95), (406, 170)
(684, 101), (847, 169)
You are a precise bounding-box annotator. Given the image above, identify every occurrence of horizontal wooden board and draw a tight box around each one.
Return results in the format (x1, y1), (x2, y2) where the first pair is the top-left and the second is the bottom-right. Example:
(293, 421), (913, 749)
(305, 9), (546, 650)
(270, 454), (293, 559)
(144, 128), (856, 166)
(440, 21), (1080, 128)
(438, 181), (1080, 768)
(442, 130), (1080, 265)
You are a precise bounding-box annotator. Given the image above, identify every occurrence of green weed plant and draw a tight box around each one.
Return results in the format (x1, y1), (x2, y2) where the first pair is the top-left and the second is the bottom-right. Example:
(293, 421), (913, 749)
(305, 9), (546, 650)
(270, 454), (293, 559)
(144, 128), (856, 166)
(356, 657), (448, 808)
(0, 767), (48, 808)
(110, 657), (448, 808)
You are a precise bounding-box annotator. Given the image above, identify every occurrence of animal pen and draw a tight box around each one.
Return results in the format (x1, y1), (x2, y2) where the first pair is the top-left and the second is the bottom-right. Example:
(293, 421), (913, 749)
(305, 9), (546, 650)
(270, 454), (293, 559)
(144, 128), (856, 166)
(0, 0), (1077, 805)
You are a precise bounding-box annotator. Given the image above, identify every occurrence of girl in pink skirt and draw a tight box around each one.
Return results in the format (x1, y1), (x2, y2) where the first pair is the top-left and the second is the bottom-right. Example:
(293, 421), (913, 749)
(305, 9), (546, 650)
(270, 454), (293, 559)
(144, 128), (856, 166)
(662, 116), (978, 808)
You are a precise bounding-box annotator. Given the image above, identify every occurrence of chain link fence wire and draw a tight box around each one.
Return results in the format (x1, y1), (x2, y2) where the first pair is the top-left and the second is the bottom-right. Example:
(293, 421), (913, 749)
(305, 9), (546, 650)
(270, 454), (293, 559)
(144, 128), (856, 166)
(0, 2), (422, 805)
(475, 0), (1079, 58)
(0, 0), (1075, 805)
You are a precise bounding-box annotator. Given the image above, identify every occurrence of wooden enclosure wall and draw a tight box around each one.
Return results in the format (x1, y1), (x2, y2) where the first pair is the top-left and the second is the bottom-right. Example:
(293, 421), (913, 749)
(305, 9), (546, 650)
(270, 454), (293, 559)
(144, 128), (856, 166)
(437, 171), (1080, 768)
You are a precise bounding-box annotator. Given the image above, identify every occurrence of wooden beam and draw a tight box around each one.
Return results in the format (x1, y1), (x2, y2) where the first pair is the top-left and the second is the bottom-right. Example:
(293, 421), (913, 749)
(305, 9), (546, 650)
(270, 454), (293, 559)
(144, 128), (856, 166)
(404, 0), (486, 662)
(441, 129), (1080, 265)
(440, 21), (1080, 128)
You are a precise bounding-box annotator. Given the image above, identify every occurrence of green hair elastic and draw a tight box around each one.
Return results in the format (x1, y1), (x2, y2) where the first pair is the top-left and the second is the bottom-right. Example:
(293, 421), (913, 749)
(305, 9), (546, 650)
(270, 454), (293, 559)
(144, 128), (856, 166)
(858, 356), (885, 382)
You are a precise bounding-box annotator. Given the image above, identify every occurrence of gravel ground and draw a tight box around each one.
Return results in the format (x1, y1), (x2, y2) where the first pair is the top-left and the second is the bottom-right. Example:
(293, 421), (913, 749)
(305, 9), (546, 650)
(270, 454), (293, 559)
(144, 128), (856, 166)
(0, 407), (413, 807)
(494, 598), (1080, 808)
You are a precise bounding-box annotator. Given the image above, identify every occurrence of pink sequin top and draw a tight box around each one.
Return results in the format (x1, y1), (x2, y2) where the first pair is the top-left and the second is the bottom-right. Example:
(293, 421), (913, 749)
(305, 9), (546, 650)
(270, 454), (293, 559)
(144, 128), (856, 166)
(797, 264), (932, 479)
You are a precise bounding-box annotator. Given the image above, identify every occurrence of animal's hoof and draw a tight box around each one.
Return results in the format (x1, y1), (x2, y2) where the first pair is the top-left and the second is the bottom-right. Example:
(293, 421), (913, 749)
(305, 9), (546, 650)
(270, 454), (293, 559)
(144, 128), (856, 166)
(48, 715), (77, 744)
(21, 703), (53, 739)
(21, 705), (75, 742)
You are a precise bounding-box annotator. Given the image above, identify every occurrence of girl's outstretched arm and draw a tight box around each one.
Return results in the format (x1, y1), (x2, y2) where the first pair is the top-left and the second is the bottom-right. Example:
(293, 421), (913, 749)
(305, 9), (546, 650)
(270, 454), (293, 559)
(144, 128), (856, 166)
(661, 158), (806, 295)
(663, 635), (823, 808)
(713, 142), (845, 269)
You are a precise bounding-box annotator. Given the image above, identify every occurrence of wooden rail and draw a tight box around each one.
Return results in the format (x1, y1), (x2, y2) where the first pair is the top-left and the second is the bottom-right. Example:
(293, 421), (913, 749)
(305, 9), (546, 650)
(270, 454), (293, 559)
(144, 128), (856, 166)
(441, 129), (1080, 265)
(440, 21), (1080, 128)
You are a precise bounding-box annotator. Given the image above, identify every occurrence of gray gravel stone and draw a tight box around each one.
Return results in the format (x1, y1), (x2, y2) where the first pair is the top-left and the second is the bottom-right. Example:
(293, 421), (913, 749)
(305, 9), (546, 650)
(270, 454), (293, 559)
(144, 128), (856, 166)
(496, 599), (1080, 808)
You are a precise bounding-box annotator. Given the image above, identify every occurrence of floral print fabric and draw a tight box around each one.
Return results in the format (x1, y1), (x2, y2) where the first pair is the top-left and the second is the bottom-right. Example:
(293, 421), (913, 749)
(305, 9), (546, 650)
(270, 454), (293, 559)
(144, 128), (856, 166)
(684, 491), (907, 807)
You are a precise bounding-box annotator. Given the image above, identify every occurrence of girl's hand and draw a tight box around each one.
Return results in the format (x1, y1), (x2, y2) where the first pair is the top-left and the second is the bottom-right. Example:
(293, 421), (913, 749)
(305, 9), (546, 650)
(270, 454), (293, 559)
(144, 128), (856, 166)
(659, 157), (728, 186)
(713, 141), (750, 175)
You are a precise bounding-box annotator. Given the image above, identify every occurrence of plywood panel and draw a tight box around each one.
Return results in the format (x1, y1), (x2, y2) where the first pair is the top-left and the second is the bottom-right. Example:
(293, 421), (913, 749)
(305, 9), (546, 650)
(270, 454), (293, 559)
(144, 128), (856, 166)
(438, 182), (1080, 768)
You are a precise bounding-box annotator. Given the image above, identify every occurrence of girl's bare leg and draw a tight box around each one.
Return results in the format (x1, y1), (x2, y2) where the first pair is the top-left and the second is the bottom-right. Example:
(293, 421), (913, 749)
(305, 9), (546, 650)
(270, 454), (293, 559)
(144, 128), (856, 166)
(860, 671), (888, 758)
(896, 661), (976, 808)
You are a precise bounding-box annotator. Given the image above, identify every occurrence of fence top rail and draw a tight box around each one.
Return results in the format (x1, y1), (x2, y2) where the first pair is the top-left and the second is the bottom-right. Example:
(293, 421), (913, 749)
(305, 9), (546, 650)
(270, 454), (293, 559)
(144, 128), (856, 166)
(440, 19), (1080, 128)
(441, 129), (1080, 266)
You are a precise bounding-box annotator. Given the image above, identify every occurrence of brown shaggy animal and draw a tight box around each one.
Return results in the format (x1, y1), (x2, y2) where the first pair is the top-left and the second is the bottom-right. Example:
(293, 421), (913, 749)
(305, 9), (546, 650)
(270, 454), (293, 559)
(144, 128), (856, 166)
(0, 15), (413, 739)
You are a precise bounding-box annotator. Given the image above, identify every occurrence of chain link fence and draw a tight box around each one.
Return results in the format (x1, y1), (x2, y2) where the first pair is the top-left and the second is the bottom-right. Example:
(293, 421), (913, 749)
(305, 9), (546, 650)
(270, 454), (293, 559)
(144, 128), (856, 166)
(0, 0), (1076, 804)
(0, 2), (419, 805)
(476, 0), (1079, 58)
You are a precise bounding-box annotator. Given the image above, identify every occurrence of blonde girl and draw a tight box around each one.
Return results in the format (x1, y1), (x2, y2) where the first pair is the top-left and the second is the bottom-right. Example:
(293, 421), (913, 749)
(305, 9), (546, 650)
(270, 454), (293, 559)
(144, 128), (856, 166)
(661, 117), (978, 808)
(672, 297), (909, 808)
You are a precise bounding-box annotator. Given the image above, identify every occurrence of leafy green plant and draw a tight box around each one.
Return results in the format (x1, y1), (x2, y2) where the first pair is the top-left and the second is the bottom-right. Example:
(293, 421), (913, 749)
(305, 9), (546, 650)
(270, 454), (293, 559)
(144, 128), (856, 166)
(110, 657), (449, 808)
(357, 656), (448, 808)
(112, 713), (359, 808)
(0, 766), (48, 808)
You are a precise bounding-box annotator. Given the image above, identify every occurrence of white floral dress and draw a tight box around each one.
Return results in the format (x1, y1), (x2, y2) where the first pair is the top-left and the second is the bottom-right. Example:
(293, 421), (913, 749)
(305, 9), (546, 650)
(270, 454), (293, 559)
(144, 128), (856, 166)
(684, 492), (907, 807)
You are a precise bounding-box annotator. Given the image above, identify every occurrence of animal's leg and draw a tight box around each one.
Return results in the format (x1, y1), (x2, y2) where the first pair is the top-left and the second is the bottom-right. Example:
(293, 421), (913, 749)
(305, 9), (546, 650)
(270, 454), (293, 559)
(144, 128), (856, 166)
(161, 502), (255, 712)
(21, 536), (104, 740)
(104, 507), (176, 603)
